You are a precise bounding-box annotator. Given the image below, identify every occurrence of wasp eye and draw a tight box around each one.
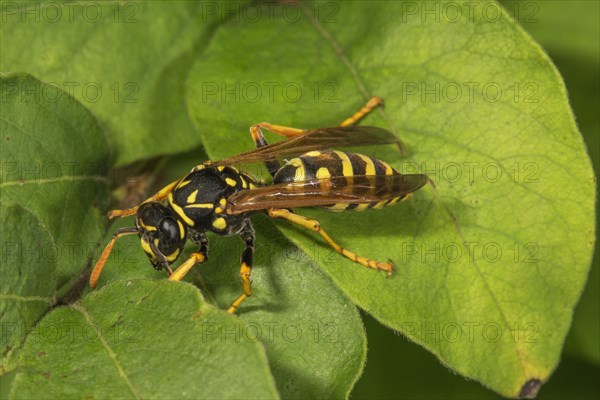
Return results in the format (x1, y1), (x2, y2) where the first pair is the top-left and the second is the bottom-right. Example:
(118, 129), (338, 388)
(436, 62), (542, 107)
(160, 218), (178, 240)
(157, 216), (183, 256)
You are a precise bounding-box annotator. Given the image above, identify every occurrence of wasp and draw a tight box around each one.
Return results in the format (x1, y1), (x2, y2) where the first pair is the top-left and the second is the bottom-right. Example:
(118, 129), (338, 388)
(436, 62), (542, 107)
(90, 97), (428, 313)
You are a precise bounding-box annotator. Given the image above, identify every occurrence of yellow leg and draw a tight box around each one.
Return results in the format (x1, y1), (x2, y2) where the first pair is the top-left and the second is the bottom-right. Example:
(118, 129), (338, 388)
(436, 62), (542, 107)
(227, 294), (247, 314)
(227, 228), (255, 314)
(168, 252), (206, 282)
(268, 208), (394, 275)
(249, 96), (384, 142)
(340, 96), (384, 127)
(227, 261), (253, 314)
(252, 122), (305, 138)
(107, 179), (180, 219)
(249, 96), (385, 178)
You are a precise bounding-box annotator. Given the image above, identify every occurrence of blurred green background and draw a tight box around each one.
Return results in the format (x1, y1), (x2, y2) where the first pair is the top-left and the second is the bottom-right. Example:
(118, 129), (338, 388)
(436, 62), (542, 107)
(352, 1), (599, 399)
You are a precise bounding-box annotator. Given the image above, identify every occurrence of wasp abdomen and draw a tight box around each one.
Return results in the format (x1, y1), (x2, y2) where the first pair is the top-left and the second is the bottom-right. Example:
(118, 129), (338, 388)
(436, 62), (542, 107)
(273, 150), (406, 211)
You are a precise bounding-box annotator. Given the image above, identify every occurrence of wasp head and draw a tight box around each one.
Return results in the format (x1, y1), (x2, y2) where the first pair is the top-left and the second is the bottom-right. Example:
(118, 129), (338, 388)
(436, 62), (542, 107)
(135, 202), (187, 271)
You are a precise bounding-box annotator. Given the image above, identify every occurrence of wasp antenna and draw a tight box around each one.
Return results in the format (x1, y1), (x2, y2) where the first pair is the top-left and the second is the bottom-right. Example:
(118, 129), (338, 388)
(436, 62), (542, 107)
(90, 227), (138, 288)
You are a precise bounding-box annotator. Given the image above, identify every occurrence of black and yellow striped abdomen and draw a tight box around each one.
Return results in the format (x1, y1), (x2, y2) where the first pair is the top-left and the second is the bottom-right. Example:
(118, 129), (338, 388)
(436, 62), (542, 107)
(272, 150), (406, 211)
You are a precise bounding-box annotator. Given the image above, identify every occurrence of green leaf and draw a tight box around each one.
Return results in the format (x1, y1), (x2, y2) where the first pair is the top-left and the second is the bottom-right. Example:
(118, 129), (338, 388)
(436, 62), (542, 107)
(0, 203), (56, 370)
(8, 280), (279, 399)
(194, 218), (367, 399)
(185, 1), (596, 397)
(0, 1), (221, 165)
(92, 149), (367, 399)
(500, 0), (600, 366)
(0, 73), (109, 366)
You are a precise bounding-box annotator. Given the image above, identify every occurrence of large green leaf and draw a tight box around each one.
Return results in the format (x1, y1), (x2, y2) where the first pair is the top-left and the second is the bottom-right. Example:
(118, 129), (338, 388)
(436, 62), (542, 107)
(186, 1), (596, 397)
(7, 280), (279, 399)
(500, 0), (600, 367)
(0, 73), (109, 367)
(0, 1), (221, 165)
(91, 149), (367, 399)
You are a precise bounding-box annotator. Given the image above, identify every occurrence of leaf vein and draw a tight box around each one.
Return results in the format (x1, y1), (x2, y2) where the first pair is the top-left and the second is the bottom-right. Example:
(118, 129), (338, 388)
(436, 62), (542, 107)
(71, 303), (141, 399)
(299, 1), (404, 148)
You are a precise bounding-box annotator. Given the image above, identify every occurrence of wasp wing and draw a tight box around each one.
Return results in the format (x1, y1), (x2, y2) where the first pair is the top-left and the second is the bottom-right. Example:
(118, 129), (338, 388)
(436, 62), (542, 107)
(226, 174), (428, 215)
(215, 126), (399, 166)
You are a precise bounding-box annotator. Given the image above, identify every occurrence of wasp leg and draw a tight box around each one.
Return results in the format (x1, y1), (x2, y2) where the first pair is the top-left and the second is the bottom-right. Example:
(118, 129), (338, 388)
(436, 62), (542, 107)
(227, 221), (255, 314)
(249, 125), (282, 177)
(249, 96), (384, 145)
(248, 96), (384, 177)
(268, 208), (394, 275)
(90, 227), (139, 288)
(107, 179), (180, 219)
(340, 96), (384, 127)
(169, 233), (209, 282)
(251, 122), (305, 140)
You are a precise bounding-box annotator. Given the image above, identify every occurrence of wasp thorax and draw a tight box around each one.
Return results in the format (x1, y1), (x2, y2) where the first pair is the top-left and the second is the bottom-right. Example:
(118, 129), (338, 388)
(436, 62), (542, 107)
(167, 166), (252, 234)
(179, 167), (240, 205)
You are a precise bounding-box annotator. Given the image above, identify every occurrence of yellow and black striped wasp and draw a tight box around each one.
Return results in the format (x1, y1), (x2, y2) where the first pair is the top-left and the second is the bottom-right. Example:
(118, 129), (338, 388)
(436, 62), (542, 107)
(90, 97), (428, 313)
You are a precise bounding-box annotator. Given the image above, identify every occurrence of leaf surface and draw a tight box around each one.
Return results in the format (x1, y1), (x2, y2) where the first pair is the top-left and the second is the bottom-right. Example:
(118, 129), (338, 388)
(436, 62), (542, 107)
(92, 149), (368, 399)
(185, 1), (596, 396)
(0, 73), (109, 367)
(501, 0), (600, 366)
(8, 280), (279, 399)
(0, 76), (281, 399)
(0, 1), (220, 165)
